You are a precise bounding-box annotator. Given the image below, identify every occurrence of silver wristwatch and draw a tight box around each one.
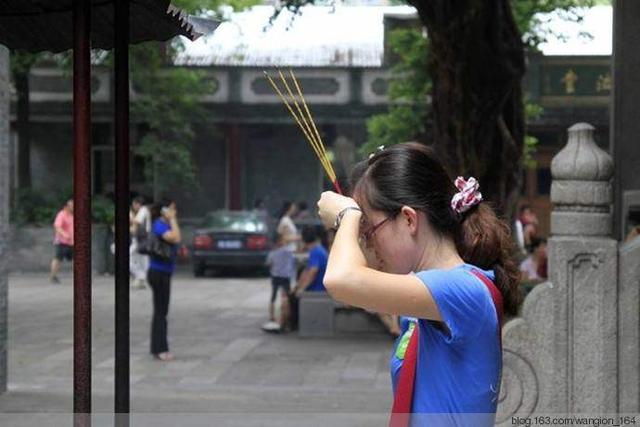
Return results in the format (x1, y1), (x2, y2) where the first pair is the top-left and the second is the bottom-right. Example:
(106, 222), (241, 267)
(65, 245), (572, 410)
(333, 206), (362, 229)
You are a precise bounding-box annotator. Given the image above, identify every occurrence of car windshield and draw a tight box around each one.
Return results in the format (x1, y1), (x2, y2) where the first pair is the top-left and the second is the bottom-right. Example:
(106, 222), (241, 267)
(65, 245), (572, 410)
(202, 212), (267, 233)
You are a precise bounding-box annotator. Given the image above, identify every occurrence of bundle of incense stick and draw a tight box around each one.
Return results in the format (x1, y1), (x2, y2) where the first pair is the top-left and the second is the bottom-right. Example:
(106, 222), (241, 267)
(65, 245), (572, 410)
(263, 69), (343, 195)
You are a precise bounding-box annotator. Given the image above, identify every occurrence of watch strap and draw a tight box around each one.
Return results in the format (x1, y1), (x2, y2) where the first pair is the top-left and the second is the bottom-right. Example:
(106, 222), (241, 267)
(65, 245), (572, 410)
(334, 206), (362, 229)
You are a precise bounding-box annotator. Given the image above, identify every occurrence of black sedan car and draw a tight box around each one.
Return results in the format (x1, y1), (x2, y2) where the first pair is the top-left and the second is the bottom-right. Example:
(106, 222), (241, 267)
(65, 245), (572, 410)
(191, 210), (270, 276)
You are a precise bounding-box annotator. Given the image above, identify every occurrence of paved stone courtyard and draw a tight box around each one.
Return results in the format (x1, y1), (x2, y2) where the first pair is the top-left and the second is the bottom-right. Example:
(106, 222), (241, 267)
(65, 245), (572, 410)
(0, 272), (393, 426)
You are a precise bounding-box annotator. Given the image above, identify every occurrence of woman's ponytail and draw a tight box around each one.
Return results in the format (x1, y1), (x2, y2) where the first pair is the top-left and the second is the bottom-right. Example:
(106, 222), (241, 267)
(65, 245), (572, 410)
(456, 204), (522, 317)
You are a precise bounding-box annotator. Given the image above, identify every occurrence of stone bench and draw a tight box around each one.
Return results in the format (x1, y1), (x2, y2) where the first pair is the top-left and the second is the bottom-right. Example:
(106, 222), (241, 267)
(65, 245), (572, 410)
(298, 291), (336, 338)
(297, 291), (388, 338)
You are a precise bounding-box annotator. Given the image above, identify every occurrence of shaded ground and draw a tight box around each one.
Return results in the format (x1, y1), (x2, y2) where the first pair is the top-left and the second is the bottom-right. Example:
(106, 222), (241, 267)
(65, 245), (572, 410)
(0, 273), (393, 426)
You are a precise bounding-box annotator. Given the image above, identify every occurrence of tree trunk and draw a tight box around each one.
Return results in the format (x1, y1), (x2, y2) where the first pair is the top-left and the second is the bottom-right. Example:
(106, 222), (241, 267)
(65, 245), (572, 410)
(14, 69), (31, 189)
(407, 0), (526, 217)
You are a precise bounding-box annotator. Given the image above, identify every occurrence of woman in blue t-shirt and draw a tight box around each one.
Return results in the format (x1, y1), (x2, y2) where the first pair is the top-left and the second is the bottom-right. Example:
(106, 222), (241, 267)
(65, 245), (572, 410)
(317, 143), (521, 426)
(148, 198), (181, 362)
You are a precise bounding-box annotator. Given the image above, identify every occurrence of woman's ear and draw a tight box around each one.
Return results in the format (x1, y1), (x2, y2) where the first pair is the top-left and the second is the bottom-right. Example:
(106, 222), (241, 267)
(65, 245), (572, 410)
(400, 206), (419, 236)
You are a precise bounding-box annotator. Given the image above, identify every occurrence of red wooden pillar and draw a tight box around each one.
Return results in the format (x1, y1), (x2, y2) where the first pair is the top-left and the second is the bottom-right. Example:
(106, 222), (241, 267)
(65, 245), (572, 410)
(72, 0), (92, 422)
(227, 124), (243, 210)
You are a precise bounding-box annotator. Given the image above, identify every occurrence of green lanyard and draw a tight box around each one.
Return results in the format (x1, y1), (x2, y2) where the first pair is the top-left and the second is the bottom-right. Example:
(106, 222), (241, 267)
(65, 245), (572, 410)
(395, 321), (416, 360)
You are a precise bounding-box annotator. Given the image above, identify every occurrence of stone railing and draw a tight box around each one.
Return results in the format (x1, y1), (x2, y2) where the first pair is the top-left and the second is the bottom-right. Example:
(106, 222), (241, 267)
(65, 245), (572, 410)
(496, 123), (628, 422)
(618, 234), (640, 412)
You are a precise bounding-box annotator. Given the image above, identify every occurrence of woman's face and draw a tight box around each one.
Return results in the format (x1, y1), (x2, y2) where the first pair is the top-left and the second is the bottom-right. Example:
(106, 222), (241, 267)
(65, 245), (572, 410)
(359, 206), (418, 274)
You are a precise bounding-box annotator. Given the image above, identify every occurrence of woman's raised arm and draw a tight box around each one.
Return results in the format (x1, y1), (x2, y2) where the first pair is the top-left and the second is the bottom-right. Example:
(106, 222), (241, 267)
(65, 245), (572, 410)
(320, 194), (442, 321)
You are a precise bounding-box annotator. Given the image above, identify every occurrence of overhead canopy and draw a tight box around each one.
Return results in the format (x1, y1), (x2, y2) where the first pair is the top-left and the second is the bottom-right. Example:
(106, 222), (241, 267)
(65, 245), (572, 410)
(0, 0), (219, 52)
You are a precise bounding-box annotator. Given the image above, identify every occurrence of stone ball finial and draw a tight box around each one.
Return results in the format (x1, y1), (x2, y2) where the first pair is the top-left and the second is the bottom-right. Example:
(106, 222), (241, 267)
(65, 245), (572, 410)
(550, 123), (613, 236)
(551, 123), (613, 182)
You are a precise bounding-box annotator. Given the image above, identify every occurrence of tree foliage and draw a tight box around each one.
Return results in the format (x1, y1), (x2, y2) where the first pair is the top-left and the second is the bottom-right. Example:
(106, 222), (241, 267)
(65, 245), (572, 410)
(10, 51), (38, 76)
(130, 43), (211, 199)
(132, 0), (260, 199)
(513, 0), (602, 48)
(363, 28), (429, 154)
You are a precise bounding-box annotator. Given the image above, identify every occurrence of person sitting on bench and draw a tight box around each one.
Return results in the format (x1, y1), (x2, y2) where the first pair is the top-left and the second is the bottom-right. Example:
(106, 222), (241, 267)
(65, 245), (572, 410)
(293, 227), (328, 296)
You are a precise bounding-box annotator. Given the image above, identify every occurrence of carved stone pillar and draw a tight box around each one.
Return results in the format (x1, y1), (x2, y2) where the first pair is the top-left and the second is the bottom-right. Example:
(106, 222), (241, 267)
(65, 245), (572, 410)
(548, 123), (617, 413)
(497, 123), (617, 424)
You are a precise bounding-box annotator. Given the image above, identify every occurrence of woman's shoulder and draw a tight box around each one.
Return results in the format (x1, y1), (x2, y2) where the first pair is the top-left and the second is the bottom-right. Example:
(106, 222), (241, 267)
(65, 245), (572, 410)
(416, 265), (497, 342)
(416, 263), (490, 278)
(415, 264), (494, 296)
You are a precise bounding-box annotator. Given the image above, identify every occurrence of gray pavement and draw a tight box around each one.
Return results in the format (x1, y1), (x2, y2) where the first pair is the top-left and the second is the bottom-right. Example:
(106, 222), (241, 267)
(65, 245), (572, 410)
(0, 272), (393, 425)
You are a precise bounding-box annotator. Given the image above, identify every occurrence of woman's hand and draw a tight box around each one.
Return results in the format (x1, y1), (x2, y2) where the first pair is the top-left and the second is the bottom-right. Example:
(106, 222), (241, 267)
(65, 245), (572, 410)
(165, 206), (177, 221)
(317, 192), (360, 229)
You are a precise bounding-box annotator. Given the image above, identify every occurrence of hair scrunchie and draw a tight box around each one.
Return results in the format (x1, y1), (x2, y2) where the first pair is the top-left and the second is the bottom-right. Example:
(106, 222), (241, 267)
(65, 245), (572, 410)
(451, 176), (483, 214)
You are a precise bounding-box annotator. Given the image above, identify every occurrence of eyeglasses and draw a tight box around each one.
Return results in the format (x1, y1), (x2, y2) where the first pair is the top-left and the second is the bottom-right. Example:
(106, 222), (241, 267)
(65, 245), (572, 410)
(359, 216), (392, 247)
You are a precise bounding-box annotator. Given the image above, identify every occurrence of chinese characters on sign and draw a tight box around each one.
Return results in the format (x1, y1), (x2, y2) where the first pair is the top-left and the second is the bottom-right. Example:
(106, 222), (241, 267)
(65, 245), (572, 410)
(542, 64), (611, 97)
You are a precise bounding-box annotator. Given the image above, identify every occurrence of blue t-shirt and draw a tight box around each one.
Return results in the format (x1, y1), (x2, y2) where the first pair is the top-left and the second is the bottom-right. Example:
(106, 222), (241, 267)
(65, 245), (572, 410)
(390, 263), (501, 426)
(306, 244), (328, 292)
(148, 219), (177, 274)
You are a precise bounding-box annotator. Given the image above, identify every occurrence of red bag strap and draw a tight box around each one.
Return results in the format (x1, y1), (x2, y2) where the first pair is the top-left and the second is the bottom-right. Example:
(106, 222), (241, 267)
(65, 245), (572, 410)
(469, 269), (504, 348)
(389, 322), (419, 427)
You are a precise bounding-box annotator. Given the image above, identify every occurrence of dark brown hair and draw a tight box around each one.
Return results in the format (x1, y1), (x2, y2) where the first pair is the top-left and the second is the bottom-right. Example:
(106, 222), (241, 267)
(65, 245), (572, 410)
(350, 142), (521, 316)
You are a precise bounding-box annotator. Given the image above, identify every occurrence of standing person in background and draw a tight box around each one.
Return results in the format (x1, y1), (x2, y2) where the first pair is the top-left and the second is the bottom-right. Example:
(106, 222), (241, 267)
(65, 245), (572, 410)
(513, 205), (526, 256)
(522, 205), (539, 249)
(49, 199), (74, 284)
(519, 237), (548, 282)
(130, 195), (151, 289)
(277, 201), (300, 251)
(263, 234), (296, 332)
(148, 198), (181, 362)
(514, 204), (529, 256)
(295, 201), (311, 221)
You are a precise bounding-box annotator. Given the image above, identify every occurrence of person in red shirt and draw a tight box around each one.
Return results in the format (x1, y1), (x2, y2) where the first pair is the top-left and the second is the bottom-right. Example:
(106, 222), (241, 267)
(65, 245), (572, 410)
(49, 199), (74, 284)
